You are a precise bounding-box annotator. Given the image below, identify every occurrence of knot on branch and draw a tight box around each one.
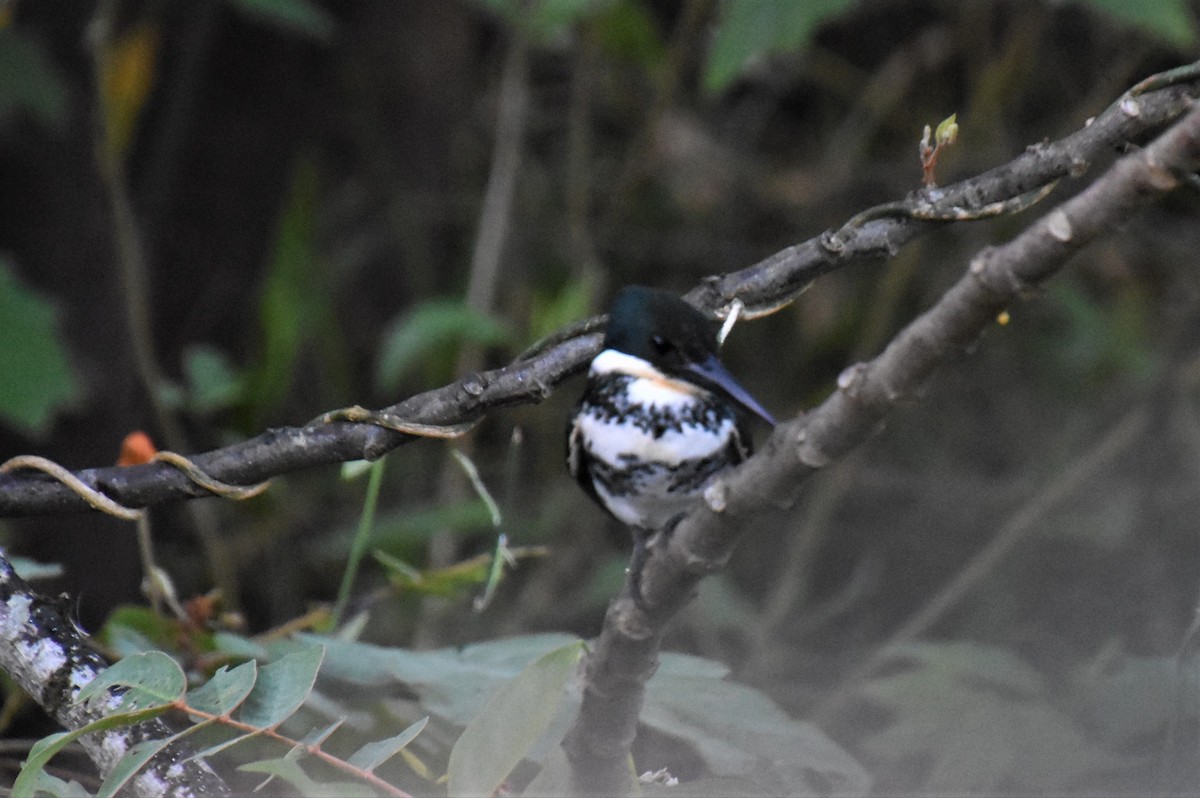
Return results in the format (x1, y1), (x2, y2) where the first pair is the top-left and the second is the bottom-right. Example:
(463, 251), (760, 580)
(969, 246), (1033, 298)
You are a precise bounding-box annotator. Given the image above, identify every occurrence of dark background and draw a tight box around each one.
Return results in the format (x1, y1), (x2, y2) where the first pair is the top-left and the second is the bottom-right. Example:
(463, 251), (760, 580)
(1, 0), (1199, 792)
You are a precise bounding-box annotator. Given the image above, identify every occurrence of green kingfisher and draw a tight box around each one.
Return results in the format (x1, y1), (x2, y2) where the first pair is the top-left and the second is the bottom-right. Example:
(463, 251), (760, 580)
(567, 286), (775, 603)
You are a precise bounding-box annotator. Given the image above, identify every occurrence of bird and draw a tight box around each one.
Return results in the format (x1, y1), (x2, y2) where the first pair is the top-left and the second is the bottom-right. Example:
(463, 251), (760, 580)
(567, 286), (776, 606)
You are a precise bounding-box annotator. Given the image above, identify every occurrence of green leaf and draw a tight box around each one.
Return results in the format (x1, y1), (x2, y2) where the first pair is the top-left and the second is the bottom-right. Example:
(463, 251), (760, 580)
(100, 605), (210, 656)
(238, 756), (374, 797)
(704, 0), (856, 93)
(182, 344), (244, 414)
(520, 746), (574, 797)
(374, 549), (494, 599)
(0, 256), (81, 437)
(79, 651), (186, 713)
(1082, 0), (1197, 48)
(307, 632), (579, 726)
(97, 736), (180, 798)
(375, 298), (513, 392)
(18, 770), (91, 798)
(347, 715), (428, 771)
(236, 645), (323, 728)
(225, 0), (336, 42)
(447, 640), (585, 797)
(13, 704), (172, 797)
(211, 631), (271, 660)
(642, 653), (870, 794)
(187, 660), (259, 717)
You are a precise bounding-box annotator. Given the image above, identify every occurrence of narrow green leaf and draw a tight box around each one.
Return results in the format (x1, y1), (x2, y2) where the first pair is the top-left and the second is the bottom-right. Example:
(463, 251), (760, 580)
(97, 736), (179, 798)
(236, 645), (324, 728)
(14, 731), (72, 798)
(13, 706), (170, 797)
(299, 718), (346, 747)
(0, 256), (81, 437)
(20, 770), (91, 798)
(332, 457), (385, 628)
(447, 640), (585, 797)
(188, 731), (256, 762)
(347, 716), (429, 771)
(186, 660), (258, 717)
(238, 756), (374, 797)
(79, 651), (186, 712)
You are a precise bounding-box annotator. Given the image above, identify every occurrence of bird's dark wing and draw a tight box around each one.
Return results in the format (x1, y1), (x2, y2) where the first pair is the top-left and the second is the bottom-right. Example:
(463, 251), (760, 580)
(566, 407), (602, 508)
(729, 414), (754, 464)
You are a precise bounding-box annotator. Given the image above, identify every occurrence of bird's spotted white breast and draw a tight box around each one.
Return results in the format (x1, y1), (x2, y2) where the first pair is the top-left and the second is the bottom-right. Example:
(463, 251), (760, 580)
(571, 349), (746, 529)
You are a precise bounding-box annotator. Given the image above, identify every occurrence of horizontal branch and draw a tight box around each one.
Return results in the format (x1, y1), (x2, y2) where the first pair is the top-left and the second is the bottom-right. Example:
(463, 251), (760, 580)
(563, 91), (1200, 791)
(0, 62), (1196, 519)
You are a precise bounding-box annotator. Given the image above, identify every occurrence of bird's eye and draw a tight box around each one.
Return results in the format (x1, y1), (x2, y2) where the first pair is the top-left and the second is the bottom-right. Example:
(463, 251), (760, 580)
(651, 335), (673, 355)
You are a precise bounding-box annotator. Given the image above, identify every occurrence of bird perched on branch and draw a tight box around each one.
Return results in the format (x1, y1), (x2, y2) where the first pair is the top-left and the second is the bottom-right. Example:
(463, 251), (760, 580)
(567, 286), (776, 606)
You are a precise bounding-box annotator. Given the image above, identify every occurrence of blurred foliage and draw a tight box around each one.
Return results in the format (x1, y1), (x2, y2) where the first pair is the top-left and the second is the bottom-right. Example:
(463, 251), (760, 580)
(225, 0), (336, 42)
(1085, 0), (1198, 47)
(855, 643), (1132, 792)
(0, 27), (66, 132)
(159, 344), (245, 417)
(243, 158), (349, 428)
(0, 257), (81, 437)
(375, 299), (514, 393)
(0, 0), (1198, 793)
(473, 0), (598, 43)
(705, 0), (858, 92)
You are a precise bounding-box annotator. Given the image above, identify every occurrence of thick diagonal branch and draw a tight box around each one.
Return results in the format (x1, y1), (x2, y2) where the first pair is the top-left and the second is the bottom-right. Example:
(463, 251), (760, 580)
(0, 63), (1195, 519)
(562, 99), (1200, 793)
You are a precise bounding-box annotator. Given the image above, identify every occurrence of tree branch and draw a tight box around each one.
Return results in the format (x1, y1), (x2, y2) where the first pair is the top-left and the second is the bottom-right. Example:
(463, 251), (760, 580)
(0, 548), (230, 796)
(562, 93), (1200, 791)
(1, 61), (1195, 519)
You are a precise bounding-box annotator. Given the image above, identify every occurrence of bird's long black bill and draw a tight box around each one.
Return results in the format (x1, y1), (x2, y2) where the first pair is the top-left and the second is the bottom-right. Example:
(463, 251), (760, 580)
(685, 354), (776, 426)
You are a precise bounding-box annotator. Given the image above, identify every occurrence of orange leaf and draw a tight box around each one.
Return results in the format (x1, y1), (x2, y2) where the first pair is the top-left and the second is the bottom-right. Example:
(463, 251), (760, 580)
(117, 430), (158, 466)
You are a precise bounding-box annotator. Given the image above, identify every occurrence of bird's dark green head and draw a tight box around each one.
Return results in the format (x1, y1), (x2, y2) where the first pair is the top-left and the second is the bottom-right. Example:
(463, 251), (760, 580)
(603, 286), (719, 369)
(602, 286), (776, 426)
